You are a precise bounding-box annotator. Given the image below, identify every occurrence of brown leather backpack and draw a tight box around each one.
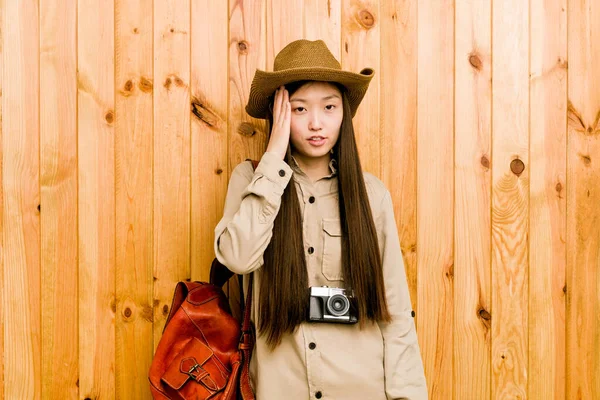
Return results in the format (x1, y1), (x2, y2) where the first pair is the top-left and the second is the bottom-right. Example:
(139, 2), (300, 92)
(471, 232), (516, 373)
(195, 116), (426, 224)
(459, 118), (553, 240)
(148, 259), (254, 400)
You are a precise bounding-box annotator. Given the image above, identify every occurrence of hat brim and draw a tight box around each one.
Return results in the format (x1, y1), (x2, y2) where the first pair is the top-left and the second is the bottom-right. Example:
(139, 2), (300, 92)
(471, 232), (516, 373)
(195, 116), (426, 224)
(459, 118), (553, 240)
(245, 67), (374, 119)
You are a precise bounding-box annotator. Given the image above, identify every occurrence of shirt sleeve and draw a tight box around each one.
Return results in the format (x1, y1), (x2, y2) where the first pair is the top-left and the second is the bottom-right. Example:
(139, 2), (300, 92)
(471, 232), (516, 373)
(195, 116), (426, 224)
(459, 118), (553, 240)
(214, 151), (293, 275)
(376, 190), (428, 400)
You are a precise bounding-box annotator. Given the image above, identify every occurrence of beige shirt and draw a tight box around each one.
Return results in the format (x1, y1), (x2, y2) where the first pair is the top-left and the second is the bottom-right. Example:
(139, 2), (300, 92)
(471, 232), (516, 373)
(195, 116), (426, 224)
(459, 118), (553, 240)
(214, 152), (427, 400)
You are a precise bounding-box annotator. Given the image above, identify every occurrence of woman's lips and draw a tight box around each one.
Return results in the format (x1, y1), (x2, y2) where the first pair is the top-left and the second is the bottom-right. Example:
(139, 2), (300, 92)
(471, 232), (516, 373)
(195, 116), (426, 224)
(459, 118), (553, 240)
(308, 136), (326, 146)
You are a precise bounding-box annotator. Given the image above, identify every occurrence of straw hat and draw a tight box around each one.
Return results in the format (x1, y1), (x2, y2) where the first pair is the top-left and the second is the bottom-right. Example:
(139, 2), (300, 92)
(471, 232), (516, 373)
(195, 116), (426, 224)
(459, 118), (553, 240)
(245, 39), (374, 119)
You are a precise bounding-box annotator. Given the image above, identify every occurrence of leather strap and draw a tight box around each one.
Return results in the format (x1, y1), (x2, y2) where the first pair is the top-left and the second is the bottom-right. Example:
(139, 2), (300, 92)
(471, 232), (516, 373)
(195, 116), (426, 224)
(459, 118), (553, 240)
(238, 158), (259, 399)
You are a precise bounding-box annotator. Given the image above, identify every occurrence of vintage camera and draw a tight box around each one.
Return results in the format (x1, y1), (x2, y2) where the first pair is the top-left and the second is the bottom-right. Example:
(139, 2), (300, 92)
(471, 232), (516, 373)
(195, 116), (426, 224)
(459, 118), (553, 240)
(308, 286), (358, 324)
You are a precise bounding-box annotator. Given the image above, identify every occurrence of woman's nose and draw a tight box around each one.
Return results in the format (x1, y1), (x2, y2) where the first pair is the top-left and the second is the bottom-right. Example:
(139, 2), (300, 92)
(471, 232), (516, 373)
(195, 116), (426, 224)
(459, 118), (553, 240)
(309, 112), (322, 130)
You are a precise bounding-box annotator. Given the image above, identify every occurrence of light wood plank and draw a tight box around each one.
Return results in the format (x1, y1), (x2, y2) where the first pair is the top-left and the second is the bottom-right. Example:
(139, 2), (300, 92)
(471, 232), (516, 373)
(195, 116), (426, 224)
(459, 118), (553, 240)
(0, 0), (5, 396)
(341, 0), (380, 176)
(304, 0), (342, 61)
(40, 0), (78, 397)
(266, 0), (303, 66)
(416, 1), (454, 398)
(566, 0), (600, 398)
(228, 0), (267, 169)
(380, 0), (418, 315)
(115, 0), (154, 397)
(153, 0), (191, 350)
(77, 0), (116, 397)
(454, 0), (492, 398)
(491, 0), (529, 398)
(2, 0), (41, 398)
(191, 0), (228, 282)
(529, 1), (567, 399)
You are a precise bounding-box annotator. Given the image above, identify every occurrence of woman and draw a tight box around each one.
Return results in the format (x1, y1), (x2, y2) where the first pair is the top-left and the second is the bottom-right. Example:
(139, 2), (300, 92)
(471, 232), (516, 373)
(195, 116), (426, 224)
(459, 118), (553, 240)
(214, 39), (427, 400)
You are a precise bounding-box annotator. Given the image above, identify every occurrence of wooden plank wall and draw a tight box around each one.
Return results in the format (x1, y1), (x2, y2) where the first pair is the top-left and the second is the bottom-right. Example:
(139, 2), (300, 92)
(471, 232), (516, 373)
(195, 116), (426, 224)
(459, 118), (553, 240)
(1, 0), (599, 399)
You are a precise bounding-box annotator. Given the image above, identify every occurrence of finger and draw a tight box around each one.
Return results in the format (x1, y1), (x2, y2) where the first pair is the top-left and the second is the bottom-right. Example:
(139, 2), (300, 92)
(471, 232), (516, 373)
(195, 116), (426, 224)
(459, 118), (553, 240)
(273, 88), (281, 121)
(275, 86), (285, 121)
(284, 101), (291, 134)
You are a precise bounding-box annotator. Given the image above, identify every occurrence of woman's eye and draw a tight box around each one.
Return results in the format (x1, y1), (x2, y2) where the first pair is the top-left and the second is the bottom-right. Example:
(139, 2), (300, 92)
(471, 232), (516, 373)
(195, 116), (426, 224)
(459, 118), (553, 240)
(293, 107), (306, 112)
(325, 104), (336, 110)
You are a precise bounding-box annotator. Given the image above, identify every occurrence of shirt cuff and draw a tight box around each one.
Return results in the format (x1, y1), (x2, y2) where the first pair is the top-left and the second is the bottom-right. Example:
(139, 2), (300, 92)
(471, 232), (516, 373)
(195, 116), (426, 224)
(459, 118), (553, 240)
(255, 151), (293, 189)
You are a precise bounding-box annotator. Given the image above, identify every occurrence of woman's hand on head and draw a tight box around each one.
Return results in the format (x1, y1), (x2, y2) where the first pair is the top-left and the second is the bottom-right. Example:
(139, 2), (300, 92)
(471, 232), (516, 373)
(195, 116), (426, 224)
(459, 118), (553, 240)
(266, 86), (291, 160)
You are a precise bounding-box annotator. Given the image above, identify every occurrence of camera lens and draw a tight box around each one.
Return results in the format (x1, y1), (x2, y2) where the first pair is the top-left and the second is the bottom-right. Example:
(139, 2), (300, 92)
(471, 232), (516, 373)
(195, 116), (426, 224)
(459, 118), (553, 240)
(327, 294), (350, 317)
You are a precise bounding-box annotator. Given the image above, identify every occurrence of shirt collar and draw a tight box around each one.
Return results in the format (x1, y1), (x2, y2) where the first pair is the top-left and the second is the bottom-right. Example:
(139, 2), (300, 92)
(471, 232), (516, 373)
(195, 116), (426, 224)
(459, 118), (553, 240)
(290, 155), (338, 180)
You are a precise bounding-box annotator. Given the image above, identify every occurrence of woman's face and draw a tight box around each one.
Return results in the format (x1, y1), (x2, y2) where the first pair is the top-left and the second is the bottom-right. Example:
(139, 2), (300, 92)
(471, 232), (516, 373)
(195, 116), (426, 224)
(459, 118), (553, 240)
(288, 81), (343, 164)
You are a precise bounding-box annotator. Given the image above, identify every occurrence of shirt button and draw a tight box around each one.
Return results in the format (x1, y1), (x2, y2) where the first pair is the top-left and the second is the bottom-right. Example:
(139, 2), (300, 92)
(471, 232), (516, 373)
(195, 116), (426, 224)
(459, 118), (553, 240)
(315, 391), (322, 399)
(279, 169), (286, 177)
(308, 196), (315, 203)
(307, 247), (314, 254)
(309, 342), (316, 350)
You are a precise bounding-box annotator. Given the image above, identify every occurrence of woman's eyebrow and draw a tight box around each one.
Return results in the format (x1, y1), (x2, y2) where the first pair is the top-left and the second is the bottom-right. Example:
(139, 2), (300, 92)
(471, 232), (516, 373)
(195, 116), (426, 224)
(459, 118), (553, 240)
(290, 94), (341, 102)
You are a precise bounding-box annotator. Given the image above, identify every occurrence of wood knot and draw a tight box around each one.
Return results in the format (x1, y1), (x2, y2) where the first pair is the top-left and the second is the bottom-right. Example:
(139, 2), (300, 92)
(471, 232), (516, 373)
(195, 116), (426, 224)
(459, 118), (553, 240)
(358, 9), (375, 28)
(133, 27), (139, 34)
(237, 122), (257, 137)
(191, 97), (220, 128)
(480, 155), (490, 169)
(215, 168), (223, 175)
(510, 158), (525, 176)
(445, 263), (454, 279)
(164, 77), (172, 90)
(173, 75), (184, 87)
(105, 110), (114, 124)
(162, 304), (169, 315)
(469, 53), (483, 70)
(391, 12), (397, 20)
(557, 57), (567, 69)
(478, 308), (491, 321)
(579, 153), (591, 166)
(124, 80), (133, 92)
(556, 182), (562, 193)
(563, 285), (567, 294)
(238, 41), (249, 54)
(170, 28), (174, 33)
(110, 298), (117, 313)
(123, 307), (132, 319)
(138, 76), (153, 93)
(37, 204), (41, 212)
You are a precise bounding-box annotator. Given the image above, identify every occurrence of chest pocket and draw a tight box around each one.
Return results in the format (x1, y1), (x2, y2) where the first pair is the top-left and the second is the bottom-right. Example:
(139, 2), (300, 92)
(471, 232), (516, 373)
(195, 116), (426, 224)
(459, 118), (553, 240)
(322, 218), (344, 281)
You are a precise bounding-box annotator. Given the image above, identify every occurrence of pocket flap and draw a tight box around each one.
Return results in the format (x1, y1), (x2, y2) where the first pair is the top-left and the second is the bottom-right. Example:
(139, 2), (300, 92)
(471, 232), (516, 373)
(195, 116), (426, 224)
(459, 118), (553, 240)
(322, 219), (342, 236)
(161, 337), (214, 390)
